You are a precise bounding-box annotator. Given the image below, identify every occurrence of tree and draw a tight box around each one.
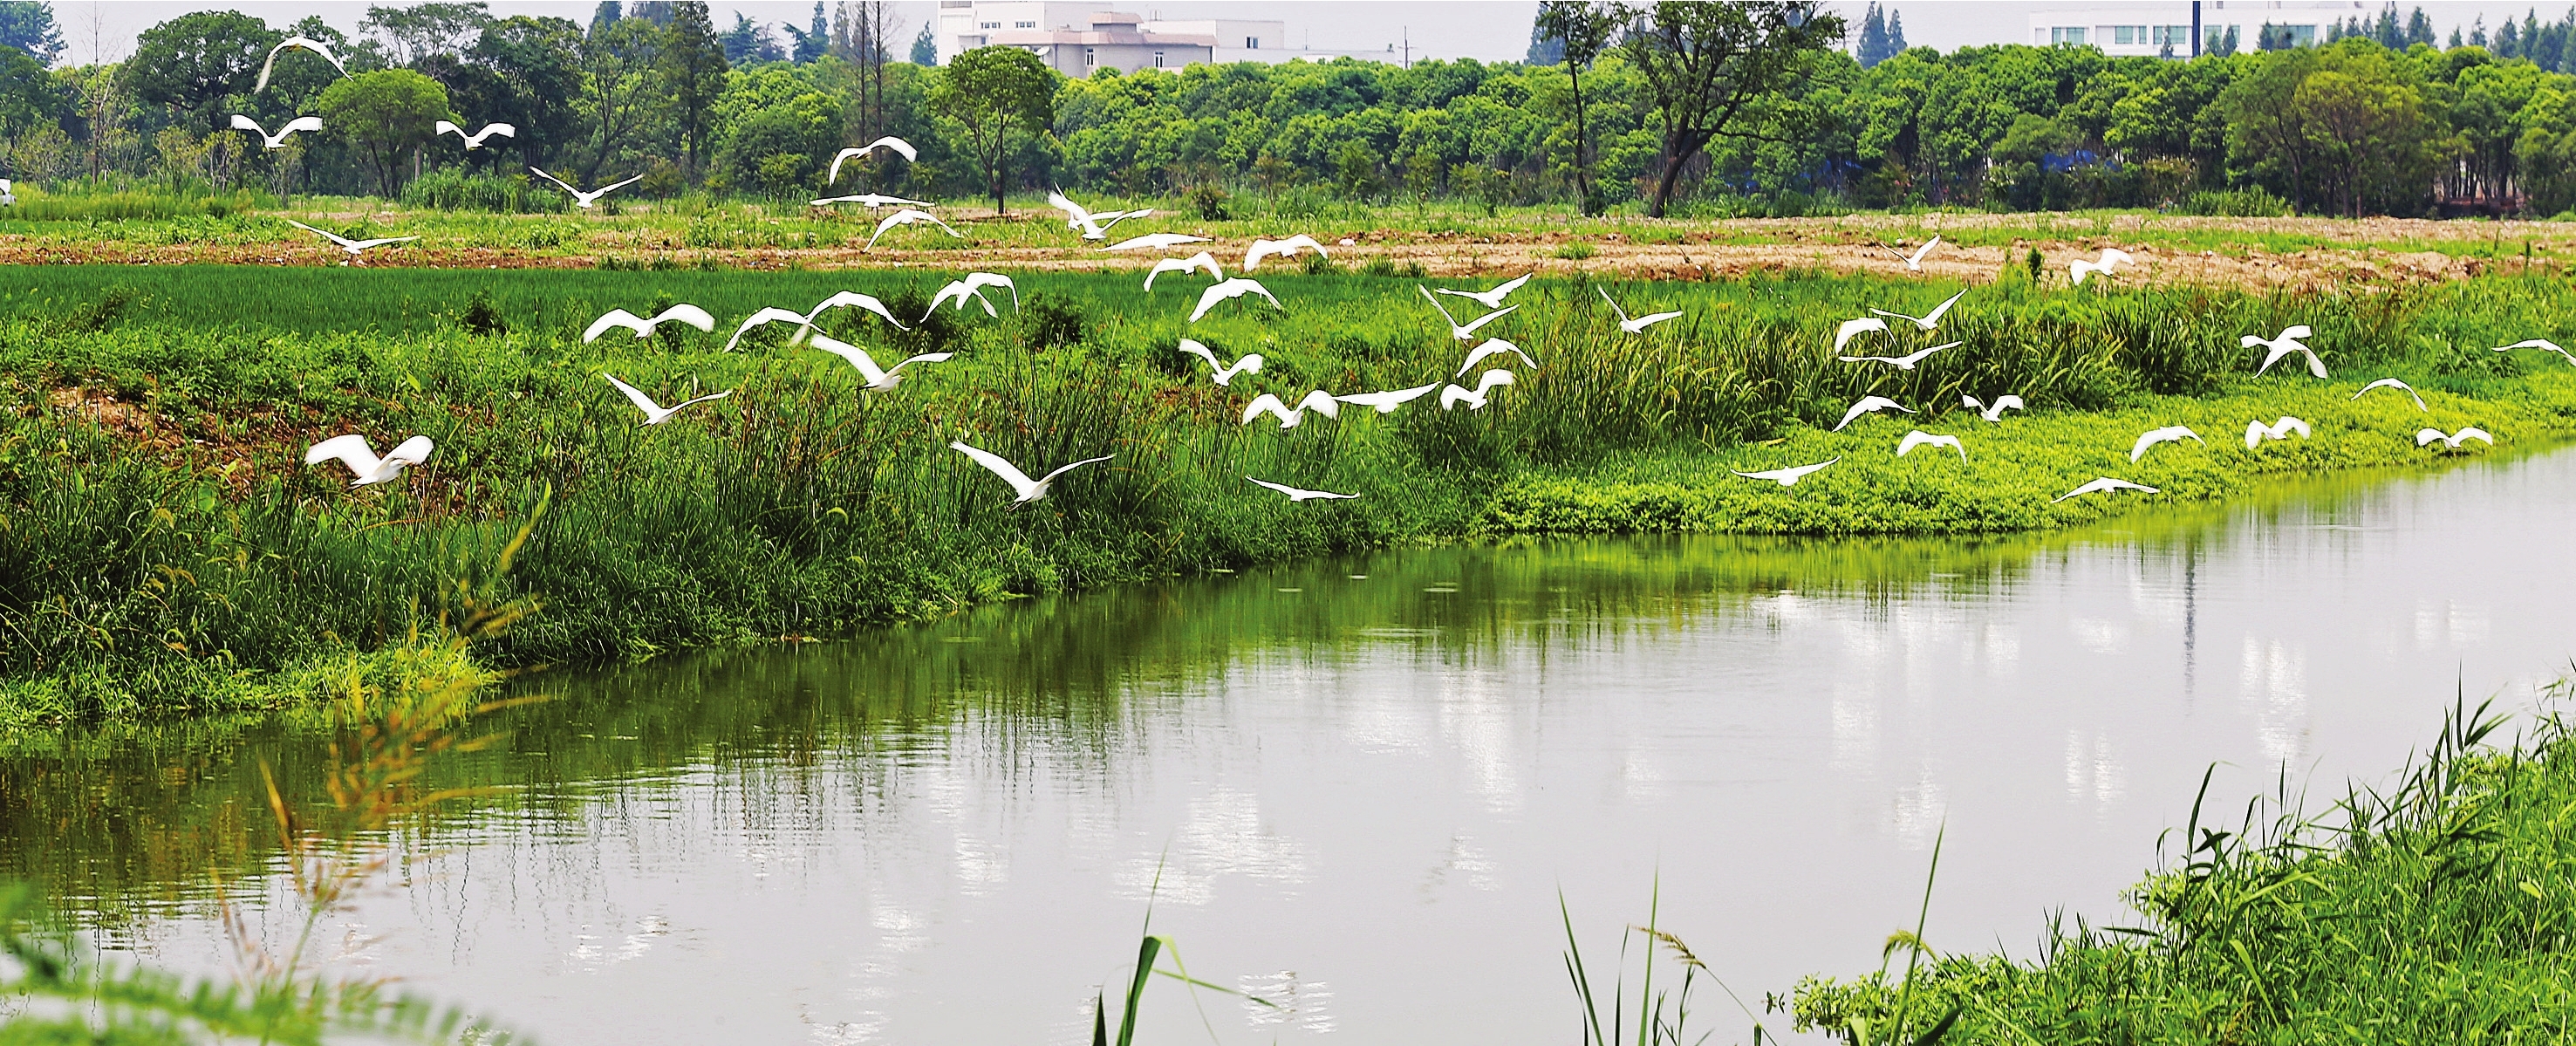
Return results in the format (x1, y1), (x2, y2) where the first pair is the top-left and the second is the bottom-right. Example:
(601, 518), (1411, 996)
(933, 44), (1054, 212)
(789, 1), (828, 62)
(1886, 10), (1906, 52)
(1527, 19), (1565, 65)
(1618, 1), (1847, 217)
(0, 2), (63, 65)
(125, 10), (279, 130)
(0, 42), (63, 136)
(1855, 3), (1889, 67)
(720, 12), (768, 64)
(911, 19), (935, 65)
(319, 68), (450, 195)
(364, 2), (493, 65)
(574, 13), (666, 181)
(661, 1), (724, 183)
(465, 15), (584, 167)
(1536, 1), (1620, 215)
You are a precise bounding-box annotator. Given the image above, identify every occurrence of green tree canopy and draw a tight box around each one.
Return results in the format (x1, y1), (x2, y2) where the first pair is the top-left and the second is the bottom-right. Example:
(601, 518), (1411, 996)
(933, 44), (1055, 212)
(1618, 0), (1848, 216)
(0, 1), (63, 65)
(662, 0), (727, 182)
(126, 10), (280, 130)
(319, 67), (452, 195)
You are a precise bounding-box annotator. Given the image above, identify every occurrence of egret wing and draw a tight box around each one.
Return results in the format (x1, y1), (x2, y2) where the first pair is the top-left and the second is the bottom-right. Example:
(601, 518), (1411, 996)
(949, 441), (1038, 495)
(725, 307), (814, 351)
(599, 373), (667, 414)
(651, 304), (715, 332)
(304, 434), (380, 472)
(584, 309), (646, 342)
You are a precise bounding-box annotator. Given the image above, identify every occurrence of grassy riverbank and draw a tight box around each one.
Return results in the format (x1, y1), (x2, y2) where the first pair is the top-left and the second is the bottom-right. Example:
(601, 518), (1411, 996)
(1787, 695), (2576, 1043)
(5, 264), (2575, 725)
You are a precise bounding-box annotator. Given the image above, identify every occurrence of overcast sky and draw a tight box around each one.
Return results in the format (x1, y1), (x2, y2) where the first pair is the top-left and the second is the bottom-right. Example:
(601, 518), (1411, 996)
(51, 1), (2576, 67)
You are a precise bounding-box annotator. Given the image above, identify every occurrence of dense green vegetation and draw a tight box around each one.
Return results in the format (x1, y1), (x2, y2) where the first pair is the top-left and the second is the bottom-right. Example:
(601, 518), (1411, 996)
(3, 263), (2572, 725)
(1787, 695), (2576, 1043)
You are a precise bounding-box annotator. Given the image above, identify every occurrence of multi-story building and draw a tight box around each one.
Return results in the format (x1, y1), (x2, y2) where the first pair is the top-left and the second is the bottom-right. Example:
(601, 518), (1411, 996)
(2029, 1), (2365, 57)
(933, 1), (1369, 68)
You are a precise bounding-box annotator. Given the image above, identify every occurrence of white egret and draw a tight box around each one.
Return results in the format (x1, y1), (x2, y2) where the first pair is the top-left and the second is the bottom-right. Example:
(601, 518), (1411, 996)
(2129, 425), (2204, 462)
(1896, 430), (1966, 460)
(1833, 317), (1889, 353)
(1244, 235), (1328, 270)
(1833, 395), (1914, 432)
(1733, 458), (1839, 486)
(305, 434), (432, 486)
(1178, 338), (1263, 386)
(2068, 247), (2135, 285)
(1440, 369), (1515, 410)
(724, 307), (817, 351)
(827, 137), (917, 182)
(1190, 277), (1281, 323)
(1597, 286), (1684, 333)
(434, 120), (516, 149)
(601, 373), (729, 425)
(1144, 252), (1224, 291)
(231, 113), (322, 149)
(2053, 476), (2158, 502)
(809, 333), (952, 390)
(1247, 476), (1357, 501)
(584, 304), (717, 342)
(1103, 233), (1211, 252)
(926, 272), (1018, 318)
(282, 218), (417, 256)
(811, 192), (931, 209)
(804, 291), (912, 332)
(256, 36), (350, 92)
(1, 179), (15, 205)
(2244, 325), (2325, 378)
(1456, 338), (1534, 376)
(1241, 391), (1343, 427)
(528, 167), (643, 209)
(725, 291), (911, 351)
(1840, 340), (1959, 371)
(2417, 427), (2495, 448)
(2491, 338), (2576, 366)
(1418, 285), (1515, 340)
(1046, 190), (1149, 240)
(866, 208), (961, 248)
(2352, 377), (2427, 411)
(948, 441), (1112, 505)
(1335, 381), (1443, 414)
(2243, 415), (2312, 448)
(1436, 274), (1532, 311)
(1882, 236), (1940, 270)
(1869, 289), (1966, 332)
(1961, 393), (2025, 422)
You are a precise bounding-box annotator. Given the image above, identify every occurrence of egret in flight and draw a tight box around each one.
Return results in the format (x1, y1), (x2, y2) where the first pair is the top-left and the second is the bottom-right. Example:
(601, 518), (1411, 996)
(2069, 248), (2135, 285)
(1733, 458), (1839, 486)
(1247, 476), (1357, 501)
(1144, 252), (1224, 291)
(1103, 233), (1211, 252)
(2244, 415), (2312, 448)
(1439, 369), (1515, 410)
(232, 114), (321, 149)
(1882, 236), (1940, 270)
(1896, 430), (1966, 460)
(1961, 393), (2024, 422)
(584, 304), (716, 342)
(1834, 395), (1914, 432)
(601, 373), (729, 425)
(283, 218), (417, 256)
(1191, 278), (1281, 323)
(1456, 338), (1534, 376)
(809, 334), (952, 390)
(1598, 287), (1684, 333)
(2130, 426), (2204, 462)
(1241, 391), (1343, 427)
(828, 137), (917, 182)
(2492, 338), (2576, 366)
(1840, 340), (1958, 371)
(1047, 190), (1148, 240)
(1418, 286), (1515, 340)
(2053, 476), (2157, 502)
(2352, 377), (2427, 411)
(256, 36), (349, 92)
(435, 120), (516, 149)
(867, 209), (961, 248)
(2245, 325), (2326, 378)
(926, 272), (1018, 318)
(1869, 288), (1966, 332)
(1179, 338), (1263, 386)
(1335, 381), (1443, 414)
(1244, 235), (1328, 270)
(1833, 317), (1889, 354)
(1437, 274), (1532, 311)
(2417, 427), (2494, 448)
(812, 193), (931, 209)
(529, 167), (643, 209)
(949, 442), (1112, 506)
(305, 434), (432, 486)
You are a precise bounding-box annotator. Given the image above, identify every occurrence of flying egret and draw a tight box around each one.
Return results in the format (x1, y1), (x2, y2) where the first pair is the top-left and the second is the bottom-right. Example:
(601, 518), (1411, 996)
(601, 373), (730, 425)
(1834, 395), (1914, 432)
(926, 272), (1018, 318)
(1733, 458), (1839, 486)
(1241, 391), (1343, 427)
(827, 137), (917, 182)
(1247, 476), (1357, 501)
(1144, 252), (1224, 291)
(2417, 427), (2494, 448)
(867, 208), (962, 248)
(1334, 381), (1443, 414)
(1882, 236), (1940, 270)
(1418, 286), (1516, 340)
(282, 218), (418, 256)
(804, 291), (912, 332)
(1244, 235), (1328, 270)
(2130, 425), (2204, 462)
(2352, 377), (2427, 411)
(2243, 415), (2313, 448)
(1961, 393), (2025, 422)
(1840, 340), (1959, 371)
(2244, 325), (2325, 378)
(2491, 338), (2576, 366)
(1102, 233), (1211, 252)
(1456, 338), (1534, 376)
(723, 292), (907, 351)
(1179, 338), (1263, 386)
(2053, 476), (2158, 502)
(1047, 190), (1149, 240)
(811, 193), (932, 209)
(1869, 288), (1967, 332)
(584, 304), (717, 342)
(304, 434), (432, 486)
(1597, 286), (1684, 333)
(434, 120), (516, 149)
(948, 441), (1112, 506)
(1833, 317), (1889, 353)
(529, 167), (643, 209)
(1440, 369), (1516, 410)
(808, 333), (952, 390)
(1190, 277), (1281, 323)
(1436, 274), (1533, 311)
(231, 113), (322, 149)
(724, 307), (818, 351)
(2068, 247), (2135, 285)
(1896, 430), (1966, 460)
(1, 179), (15, 206)
(256, 36), (350, 92)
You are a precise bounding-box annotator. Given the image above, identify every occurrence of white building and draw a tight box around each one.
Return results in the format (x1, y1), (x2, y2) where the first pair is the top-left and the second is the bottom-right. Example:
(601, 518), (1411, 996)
(933, 1), (1369, 67)
(2029, 1), (2367, 57)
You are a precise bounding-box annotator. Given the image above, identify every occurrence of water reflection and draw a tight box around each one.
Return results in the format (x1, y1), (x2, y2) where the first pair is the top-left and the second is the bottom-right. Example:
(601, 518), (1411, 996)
(8, 448), (2576, 1045)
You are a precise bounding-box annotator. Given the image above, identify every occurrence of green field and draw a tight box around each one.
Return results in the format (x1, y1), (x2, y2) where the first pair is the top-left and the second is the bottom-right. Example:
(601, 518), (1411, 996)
(5, 263), (2576, 726)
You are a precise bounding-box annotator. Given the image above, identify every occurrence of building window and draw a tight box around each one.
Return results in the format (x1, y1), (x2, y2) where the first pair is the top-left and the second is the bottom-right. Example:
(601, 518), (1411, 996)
(979, 20), (999, 29)
(2151, 25), (2191, 46)
(2112, 25), (2146, 45)
(1152, 50), (1165, 66)
(1083, 46), (1096, 66)
(1014, 20), (1034, 28)
(2050, 26), (2087, 44)
(1247, 37), (1260, 48)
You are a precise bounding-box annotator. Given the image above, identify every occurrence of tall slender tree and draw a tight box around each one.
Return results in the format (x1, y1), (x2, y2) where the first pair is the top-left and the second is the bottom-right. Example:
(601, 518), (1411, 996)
(1618, 0), (1846, 217)
(1535, 1), (1621, 215)
(934, 45), (1054, 212)
(662, 1), (725, 184)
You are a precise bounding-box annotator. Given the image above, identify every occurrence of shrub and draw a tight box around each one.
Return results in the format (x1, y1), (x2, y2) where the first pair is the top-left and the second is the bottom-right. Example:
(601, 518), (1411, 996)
(1189, 183), (1230, 221)
(1023, 292), (1085, 349)
(400, 169), (559, 213)
(2178, 186), (2291, 217)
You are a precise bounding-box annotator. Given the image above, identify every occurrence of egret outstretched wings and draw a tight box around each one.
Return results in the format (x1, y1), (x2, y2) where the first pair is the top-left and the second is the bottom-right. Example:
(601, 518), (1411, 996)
(305, 434), (433, 486)
(584, 304), (716, 342)
(1247, 476), (1357, 501)
(601, 373), (730, 425)
(2352, 378), (2427, 411)
(1833, 317), (1889, 354)
(1840, 341), (1958, 371)
(828, 137), (917, 182)
(867, 209), (961, 248)
(1733, 458), (1839, 486)
(1456, 338), (1534, 376)
(1834, 395), (1913, 432)
(1244, 235), (1328, 270)
(809, 333), (951, 389)
(232, 114), (322, 149)
(2129, 426), (2204, 462)
(1896, 430), (1965, 460)
(1334, 382), (1443, 414)
(256, 36), (350, 92)
(1868, 289), (1966, 332)
(1190, 278), (1281, 323)
(1597, 287), (1683, 333)
(1102, 233), (1212, 252)
(949, 441), (1113, 505)
(2053, 476), (2157, 502)
(1145, 252), (1224, 291)
(1439, 369), (1515, 411)
(1436, 274), (1532, 311)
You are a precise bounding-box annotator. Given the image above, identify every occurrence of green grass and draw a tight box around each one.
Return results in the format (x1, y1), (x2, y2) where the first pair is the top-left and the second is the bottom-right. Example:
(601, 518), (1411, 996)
(1787, 694), (2576, 1043)
(6, 264), (2576, 725)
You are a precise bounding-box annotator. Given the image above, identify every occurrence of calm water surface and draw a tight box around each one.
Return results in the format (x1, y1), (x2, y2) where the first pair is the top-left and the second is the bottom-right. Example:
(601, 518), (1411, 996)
(11, 448), (2576, 1045)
